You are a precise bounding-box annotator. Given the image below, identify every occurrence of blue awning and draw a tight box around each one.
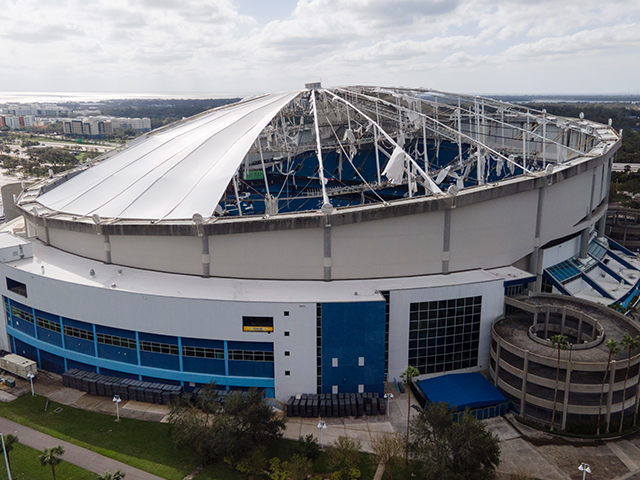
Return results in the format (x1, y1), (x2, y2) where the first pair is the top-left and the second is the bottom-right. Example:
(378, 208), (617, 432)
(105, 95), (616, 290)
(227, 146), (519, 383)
(416, 372), (507, 411)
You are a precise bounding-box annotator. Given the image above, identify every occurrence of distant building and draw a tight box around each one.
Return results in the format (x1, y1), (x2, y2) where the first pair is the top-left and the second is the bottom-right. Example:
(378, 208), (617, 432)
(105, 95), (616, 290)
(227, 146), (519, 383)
(62, 116), (149, 138)
(0, 115), (33, 130)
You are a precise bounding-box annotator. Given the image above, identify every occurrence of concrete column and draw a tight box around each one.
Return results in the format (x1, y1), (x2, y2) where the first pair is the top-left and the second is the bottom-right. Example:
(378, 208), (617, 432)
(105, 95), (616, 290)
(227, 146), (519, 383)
(532, 187), (545, 292)
(520, 350), (530, 415)
(201, 235), (210, 278)
(606, 360), (617, 433)
(561, 356), (572, 430)
(442, 207), (452, 274)
(598, 214), (607, 240)
(323, 221), (332, 281)
(560, 307), (567, 336)
(543, 306), (550, 338)
(579, 228), (590, 260)
(577, 313), (584, 343)
(533, 309), (539, 327)
(43, 218), (50, 245)
(103, 234), (112, 264)
(493, 339), (501, 387)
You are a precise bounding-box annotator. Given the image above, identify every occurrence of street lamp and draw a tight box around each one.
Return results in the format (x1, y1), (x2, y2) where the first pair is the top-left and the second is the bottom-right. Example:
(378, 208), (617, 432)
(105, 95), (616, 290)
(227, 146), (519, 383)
(26, 372), (35, 396)
(384, 393), (394, 420)
(578, 463), (591, 480)
(112, 395), (121, 421)
(317, 420), (327, 449)
(1, 433), (12, 480)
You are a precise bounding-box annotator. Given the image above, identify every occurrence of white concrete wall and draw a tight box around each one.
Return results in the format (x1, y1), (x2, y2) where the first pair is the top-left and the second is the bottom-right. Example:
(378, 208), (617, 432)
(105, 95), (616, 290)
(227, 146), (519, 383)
(332, 210), (444, 279)
(541, 236), (582, 270)
(387, 278), (504, 382)
(111, 235), (202, 276)
(0, 263), (317, 400)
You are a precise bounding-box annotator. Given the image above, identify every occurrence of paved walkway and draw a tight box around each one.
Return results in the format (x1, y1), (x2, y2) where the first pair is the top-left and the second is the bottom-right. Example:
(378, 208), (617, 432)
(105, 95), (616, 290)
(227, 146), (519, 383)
(0, 416), (164, 480)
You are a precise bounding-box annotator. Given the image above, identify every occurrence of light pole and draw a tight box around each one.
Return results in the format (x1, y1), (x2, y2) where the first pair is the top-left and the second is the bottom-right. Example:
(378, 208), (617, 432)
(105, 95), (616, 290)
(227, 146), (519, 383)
(26, 372), (35, 396)
(1, 433), (12, 480)
(112, 395), (121, 421)
(317, 420), (327, 449)
(384, 393), (394, 420)
(579, 463), (591, 480)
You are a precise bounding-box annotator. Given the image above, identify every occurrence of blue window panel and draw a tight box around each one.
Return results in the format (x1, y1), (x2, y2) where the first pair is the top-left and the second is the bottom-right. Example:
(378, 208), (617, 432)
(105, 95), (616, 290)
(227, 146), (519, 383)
(140, 351), (180, 371)
(10, 300), (31, 315)
(227, 341), (273, 352)
(99, 367), (138, 380)
(14, 338), (38, 363)
(228, 360), (274, 378)
(12, 317), (35, 337)
(62, 317), (94, 331)
(36, 326), (63, 348)
(95, 325), (136, 339)
(138, 332), (179, 345)
(321, 301), (385, 395)
(182, 357), (225, 375)
(181, 337), (224, 349)
(66, 359), (97, 373)
(141, 376), (182, 386)
(97, 344), (138, 364)
(64, 336), (95, 356)
(40, 350), (65, 375)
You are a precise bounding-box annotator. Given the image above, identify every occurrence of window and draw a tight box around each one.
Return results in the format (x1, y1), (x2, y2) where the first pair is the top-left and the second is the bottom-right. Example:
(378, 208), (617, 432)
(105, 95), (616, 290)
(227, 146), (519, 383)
(140, 340), (179, 356)
(285, 371), (290, 376)
(96, 333), (136, 349)
(284, 331), (290, 337)
(284, 351), (290, 356)
(6, 278), (27, 298)
(358, 384), (364, 393)
(358, 357), (365, 366)
(64, 325), (94, 342)
(242, 316), (273, 332)
(332, 385), (338, 394)
(11, 306), (33, 323)
(284, 311), (290, 316)
(36, 316), (61, 333)
(182, 346), (225, 359)
(332, 358), (338, 367)
(408, 296), (482, 375)
(228, 350), (274, 362)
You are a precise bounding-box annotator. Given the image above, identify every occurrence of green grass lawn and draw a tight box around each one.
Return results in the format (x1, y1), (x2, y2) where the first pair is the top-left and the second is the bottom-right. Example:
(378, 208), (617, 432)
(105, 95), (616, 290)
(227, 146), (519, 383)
(0, 395), (200, 480)
(0, 442), (94, 480)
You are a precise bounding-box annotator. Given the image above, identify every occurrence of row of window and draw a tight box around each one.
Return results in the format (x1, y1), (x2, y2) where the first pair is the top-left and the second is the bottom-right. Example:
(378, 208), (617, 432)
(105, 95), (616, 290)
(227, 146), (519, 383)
(140, 341), (179, 356)
(11, 306), (32, 323)
(64, 326), (94, 341)
(182, 346), (225, 359)
(228, 350), (274, 362)
(36, 316), (61, 333)
(96, 333), (137, 350)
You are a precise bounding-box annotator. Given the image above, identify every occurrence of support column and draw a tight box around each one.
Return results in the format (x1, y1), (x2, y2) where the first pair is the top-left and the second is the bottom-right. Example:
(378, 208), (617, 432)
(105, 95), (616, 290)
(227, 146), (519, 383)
(201, 235), (210, 278)
(560, 307), (567, 336)
(543, 306), (550, 338)
(520, 350), (530, 415)
(493, 339), (501, 387)
(598, 214), (607, 240)
(442, 207), (452, 274)
(577, 313), (584, 343)
(531, 187), (545, 292)
(43, 218), (50, 245)
(606, 360), (617, 433)
(561, 356), (572, 430)
(324, 221), (332, 281)
(104, 234), (112, 265)
(579, 228), (590, 260)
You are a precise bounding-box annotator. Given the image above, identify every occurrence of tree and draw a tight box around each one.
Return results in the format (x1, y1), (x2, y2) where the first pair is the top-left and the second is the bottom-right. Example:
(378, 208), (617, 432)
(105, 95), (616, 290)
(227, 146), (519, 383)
(371, 433), (404, 478)
(97, 470), (126, 480)
(38, 445), (65, 480)
(400, 365), (420, 462)
(620, 333), (640, 432)
(169, 384), (285, 464)
(288, 454), (313, 480)
(328, 436), (362, 480)
(549, 334), (568, 431)
(0, 433), (18, 471)
(411, 402), (500, 480)
(598, 339), (620, 435)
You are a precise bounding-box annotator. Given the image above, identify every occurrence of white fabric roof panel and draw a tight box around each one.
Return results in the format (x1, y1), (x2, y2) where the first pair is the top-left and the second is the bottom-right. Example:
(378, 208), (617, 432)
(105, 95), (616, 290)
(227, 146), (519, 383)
(37, 91), (302, 220)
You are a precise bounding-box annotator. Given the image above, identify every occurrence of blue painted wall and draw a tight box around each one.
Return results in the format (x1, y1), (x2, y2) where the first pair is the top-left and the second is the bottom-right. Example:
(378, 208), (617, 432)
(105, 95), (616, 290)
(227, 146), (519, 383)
(321, 301), (386, 395)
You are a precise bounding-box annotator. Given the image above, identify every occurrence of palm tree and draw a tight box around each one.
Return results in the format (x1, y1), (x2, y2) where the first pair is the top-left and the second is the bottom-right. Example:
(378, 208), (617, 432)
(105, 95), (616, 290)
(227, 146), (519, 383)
(0, 433), (18, 471)
(550, 334), (568, 431)
(598, 339), (620, 435)
(97, 469), (126, 480)
(38, 445), (65, 480)
(620, 333), (640, 432)
(400, 365), (420, 463)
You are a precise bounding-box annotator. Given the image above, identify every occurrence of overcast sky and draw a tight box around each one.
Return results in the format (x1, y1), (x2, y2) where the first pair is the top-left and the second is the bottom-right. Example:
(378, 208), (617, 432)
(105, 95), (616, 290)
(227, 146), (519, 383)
(2, 0), (640, 95)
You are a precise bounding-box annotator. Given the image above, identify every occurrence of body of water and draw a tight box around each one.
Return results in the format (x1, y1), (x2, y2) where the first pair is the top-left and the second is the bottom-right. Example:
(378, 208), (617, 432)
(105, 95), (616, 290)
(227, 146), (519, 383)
(0, 91), (260, 104)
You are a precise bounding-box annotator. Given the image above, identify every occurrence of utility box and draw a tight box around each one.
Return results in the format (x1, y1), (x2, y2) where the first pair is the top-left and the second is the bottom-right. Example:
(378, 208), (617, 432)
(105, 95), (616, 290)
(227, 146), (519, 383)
(0, 354), (37, 380)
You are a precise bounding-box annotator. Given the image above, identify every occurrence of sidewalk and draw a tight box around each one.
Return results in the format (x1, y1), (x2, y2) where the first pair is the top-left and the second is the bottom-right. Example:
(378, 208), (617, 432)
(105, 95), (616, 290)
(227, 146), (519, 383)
(0, 416), (164, 480)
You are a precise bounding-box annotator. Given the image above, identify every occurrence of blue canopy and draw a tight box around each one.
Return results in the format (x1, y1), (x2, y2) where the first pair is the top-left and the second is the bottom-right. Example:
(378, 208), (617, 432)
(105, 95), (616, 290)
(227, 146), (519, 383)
(416, 372), (507, 411)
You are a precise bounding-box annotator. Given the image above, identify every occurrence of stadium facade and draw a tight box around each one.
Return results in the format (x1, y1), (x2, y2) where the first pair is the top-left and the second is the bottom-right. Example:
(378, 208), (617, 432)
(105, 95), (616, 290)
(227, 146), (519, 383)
(0, 85), (626, 401)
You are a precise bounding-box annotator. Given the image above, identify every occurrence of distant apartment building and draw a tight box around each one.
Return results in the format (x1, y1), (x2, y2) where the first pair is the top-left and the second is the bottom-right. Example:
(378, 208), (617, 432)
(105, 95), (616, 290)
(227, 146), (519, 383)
(0, 103), (70, 117)
(0, 115), (34, 130)
(62, 116), (150, 138)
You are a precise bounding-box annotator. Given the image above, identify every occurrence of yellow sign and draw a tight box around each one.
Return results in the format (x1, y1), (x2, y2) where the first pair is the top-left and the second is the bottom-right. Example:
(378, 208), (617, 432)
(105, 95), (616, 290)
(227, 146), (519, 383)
(243, 326), (273, 332)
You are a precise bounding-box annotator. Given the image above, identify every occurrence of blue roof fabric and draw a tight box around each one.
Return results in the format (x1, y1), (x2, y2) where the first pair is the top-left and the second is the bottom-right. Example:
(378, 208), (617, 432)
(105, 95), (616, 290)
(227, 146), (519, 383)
(416, 372), (507, 411)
